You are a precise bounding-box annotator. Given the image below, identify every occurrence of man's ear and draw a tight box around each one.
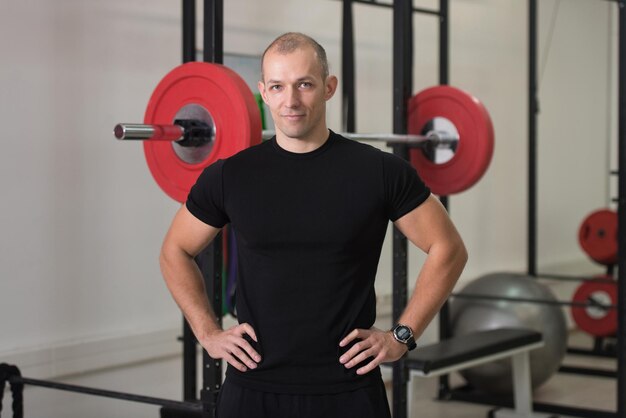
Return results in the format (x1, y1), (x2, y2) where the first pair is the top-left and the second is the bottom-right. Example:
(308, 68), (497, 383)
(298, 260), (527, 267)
(324, 75), (338, 101)
(258, 81), (269, 104)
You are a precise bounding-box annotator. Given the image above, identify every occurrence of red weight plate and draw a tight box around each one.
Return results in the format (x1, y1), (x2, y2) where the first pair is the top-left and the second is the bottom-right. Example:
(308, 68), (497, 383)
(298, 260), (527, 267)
(578, 209), (618, 265)
(144, 62), (262, 202)
(571, 276), (617, 337)
(408, 86), (494, 195)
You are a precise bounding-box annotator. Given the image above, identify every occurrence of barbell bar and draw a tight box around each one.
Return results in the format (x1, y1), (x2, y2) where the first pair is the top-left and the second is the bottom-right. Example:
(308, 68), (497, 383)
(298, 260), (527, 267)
(450, 292), (617, 310)
(114, 122), (459, 148)
(117, 61), (494, 202)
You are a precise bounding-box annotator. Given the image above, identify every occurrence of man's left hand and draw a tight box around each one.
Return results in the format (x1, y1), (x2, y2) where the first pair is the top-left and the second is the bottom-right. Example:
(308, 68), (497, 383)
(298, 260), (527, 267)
(339, 327), (408, 375)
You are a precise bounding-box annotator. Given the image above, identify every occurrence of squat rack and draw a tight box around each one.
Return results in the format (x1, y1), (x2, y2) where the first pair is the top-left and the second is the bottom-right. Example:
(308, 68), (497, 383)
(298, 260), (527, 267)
(179, 1), (626, 417)
(182, 1), (453, 416)
(180, 1), (454, 417)
(441, 1), (626, 417)
(5, 2), (620, 418)
(339, 1), (451, 417)
(528, 1), (626, 416)
(179, 0), (224, 416)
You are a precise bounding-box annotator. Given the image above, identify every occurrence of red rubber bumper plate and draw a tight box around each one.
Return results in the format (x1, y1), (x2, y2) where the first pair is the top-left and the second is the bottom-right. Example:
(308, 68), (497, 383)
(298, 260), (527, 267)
(571, 276), (617, 337)
(408, 86), (494, 195)
(144, 62), (262, 202)
(578, 209), (618, 265)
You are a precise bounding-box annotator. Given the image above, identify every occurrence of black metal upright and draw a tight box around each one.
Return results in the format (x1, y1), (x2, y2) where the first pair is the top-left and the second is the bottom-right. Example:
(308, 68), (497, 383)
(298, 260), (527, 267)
(181, 0), (198, 405)
(201, 2), (224, 417)
(342, 0), (356, 132)
(195, 240), (223, 418)
(438, 0), (449, 86)
(438, 0), (449, 213)
(617, 2), (626, 416)
(183, 0), (196, 64)
(391, 2), (413, 418)
(204, 0), (223, 64)
(437, 0), (452, 401)
(528, 0), (538, 277)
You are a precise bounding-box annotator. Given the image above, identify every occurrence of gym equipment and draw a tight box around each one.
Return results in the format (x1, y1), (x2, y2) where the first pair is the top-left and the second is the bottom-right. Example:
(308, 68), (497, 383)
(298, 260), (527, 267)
(408, 85), (494, 196)
(405, 329), (543, 418)
(578, 209), (618, 265)
(115, 63), (494, 199)
(141, 62), (262, 202)
(571, 275), (617, 337)
(449, 272), (567, 395)
(0, 363), (202, 417)
(117, 123), (459, 146)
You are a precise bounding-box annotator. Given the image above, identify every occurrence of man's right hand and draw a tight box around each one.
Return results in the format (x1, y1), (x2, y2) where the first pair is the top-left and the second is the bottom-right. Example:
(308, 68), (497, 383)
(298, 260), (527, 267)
(201, 323), (262, 372)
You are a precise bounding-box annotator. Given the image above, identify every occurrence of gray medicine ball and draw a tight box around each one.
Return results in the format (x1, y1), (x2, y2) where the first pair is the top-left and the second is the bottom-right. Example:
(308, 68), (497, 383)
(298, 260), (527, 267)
(450, 272), (567, 395)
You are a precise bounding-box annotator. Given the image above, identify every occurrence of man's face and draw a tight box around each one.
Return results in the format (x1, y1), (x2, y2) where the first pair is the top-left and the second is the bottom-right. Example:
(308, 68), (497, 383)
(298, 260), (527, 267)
(259, 46), (337, 141)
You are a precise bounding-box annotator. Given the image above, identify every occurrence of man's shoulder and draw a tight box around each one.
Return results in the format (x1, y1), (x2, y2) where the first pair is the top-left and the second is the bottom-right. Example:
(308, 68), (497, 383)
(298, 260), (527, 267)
(332, 131), (419, 175)
(224, 139), (273, 164)
(332, 131), (385, 157)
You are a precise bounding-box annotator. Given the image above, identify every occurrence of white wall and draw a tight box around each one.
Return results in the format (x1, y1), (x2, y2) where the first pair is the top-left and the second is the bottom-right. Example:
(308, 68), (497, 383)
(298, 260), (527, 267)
(0, 0), (618, 375)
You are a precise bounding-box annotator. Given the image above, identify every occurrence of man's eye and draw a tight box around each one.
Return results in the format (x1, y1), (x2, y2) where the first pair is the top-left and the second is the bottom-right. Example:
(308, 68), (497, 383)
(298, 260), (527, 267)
(269, 85), (281, 91)
(299, 82), (312, 88)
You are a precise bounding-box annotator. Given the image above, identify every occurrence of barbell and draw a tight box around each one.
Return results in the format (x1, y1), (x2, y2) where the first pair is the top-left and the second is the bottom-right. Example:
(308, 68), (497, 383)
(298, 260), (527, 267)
(114, 62), (495, 202)
(114, 123), (459, 148)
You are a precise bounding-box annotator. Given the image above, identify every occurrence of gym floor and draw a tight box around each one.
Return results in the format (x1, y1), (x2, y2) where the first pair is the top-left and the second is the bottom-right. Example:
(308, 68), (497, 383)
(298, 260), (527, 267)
(15, 317), (617, 418)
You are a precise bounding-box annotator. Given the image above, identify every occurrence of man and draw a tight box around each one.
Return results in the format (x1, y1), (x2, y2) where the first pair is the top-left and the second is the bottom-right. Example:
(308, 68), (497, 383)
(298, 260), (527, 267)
(160, 32), (467, 418)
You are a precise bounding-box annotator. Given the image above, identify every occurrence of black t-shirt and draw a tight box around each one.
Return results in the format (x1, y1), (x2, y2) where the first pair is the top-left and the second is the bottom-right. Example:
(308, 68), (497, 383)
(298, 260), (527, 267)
(186, 130), (430, 394)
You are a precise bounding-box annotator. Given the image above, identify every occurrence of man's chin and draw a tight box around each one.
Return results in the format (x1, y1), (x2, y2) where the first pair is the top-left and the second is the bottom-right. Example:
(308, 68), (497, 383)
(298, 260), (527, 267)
(279, 129), (308, 140)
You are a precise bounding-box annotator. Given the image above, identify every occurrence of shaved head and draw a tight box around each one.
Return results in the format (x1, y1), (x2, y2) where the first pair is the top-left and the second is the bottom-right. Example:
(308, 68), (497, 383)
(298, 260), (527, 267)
(261, 32), (329, 82)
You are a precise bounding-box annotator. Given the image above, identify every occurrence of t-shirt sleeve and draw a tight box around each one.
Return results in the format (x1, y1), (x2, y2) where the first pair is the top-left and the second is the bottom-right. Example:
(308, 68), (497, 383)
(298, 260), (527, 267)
(185, 159), (230, 228)
(383, 152), (431, 221)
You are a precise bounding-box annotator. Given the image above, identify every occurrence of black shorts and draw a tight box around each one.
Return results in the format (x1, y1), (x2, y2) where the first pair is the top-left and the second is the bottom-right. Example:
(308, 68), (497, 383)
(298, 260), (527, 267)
(216, 377), (391, 418)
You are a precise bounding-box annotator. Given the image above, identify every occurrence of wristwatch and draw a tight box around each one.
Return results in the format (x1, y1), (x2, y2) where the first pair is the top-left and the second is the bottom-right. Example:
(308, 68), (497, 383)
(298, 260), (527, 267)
(391, 324), (417, 351)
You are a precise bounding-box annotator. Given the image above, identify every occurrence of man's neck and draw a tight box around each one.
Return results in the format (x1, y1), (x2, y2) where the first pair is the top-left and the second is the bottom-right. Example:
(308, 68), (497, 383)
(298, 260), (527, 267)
(275, 126), (330, 154)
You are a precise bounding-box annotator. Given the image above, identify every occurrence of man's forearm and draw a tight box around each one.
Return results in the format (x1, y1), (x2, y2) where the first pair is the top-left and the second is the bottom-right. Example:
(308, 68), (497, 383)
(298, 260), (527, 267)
(398, 239), (467, 339)
(160, 248), (222, 342)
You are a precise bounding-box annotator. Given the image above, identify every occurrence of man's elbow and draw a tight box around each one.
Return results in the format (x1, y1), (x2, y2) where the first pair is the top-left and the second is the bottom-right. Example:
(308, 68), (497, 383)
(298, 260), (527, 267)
(159, 241), (180, 276)
(453, 237), (468, 269)
(159, 244), (171, 275)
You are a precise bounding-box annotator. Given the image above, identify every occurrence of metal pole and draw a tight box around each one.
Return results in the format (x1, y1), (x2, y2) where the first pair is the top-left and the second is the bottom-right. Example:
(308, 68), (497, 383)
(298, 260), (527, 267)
(113, 124), (458, 147)
(201, 2), (224, 417)
(392, 2), (413, 418)
(195, 240), (223, 418)
(528, 0), (538, 277)
(342, 0), (356, 132)
(616, 2), (625, 416)
(437, 0), (450, 213)
(181, 0), (198, 404)
(182, 0), (196, 63)
(437, 0), (451, 400)
(438, 0), (449, 86)
(204, 0), (223, 64)
(8, 375), (202, 412)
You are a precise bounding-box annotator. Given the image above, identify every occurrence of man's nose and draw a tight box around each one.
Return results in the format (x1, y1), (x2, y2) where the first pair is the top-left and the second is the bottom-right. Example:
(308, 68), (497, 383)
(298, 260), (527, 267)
(285, 86), (300, 108)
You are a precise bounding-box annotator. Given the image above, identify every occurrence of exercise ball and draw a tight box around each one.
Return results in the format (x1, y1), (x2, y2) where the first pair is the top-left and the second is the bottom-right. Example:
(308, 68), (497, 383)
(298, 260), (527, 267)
(450, 272), (567, 395)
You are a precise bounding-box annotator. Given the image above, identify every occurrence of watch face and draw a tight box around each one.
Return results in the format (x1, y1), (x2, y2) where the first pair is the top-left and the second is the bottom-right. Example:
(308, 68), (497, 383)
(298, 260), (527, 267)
(395, 326), (411, 341)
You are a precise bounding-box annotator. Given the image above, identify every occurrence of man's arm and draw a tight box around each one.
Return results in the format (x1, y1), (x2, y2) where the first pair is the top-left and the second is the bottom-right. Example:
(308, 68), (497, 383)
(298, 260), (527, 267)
(160, 205), (261, 372)
(339, 195), (467, 374)
(393, 194), (468, 339)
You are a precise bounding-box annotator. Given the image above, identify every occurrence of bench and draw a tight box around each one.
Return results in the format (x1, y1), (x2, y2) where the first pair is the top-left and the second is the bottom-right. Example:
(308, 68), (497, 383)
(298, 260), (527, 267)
(403, 328), (549, 418)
